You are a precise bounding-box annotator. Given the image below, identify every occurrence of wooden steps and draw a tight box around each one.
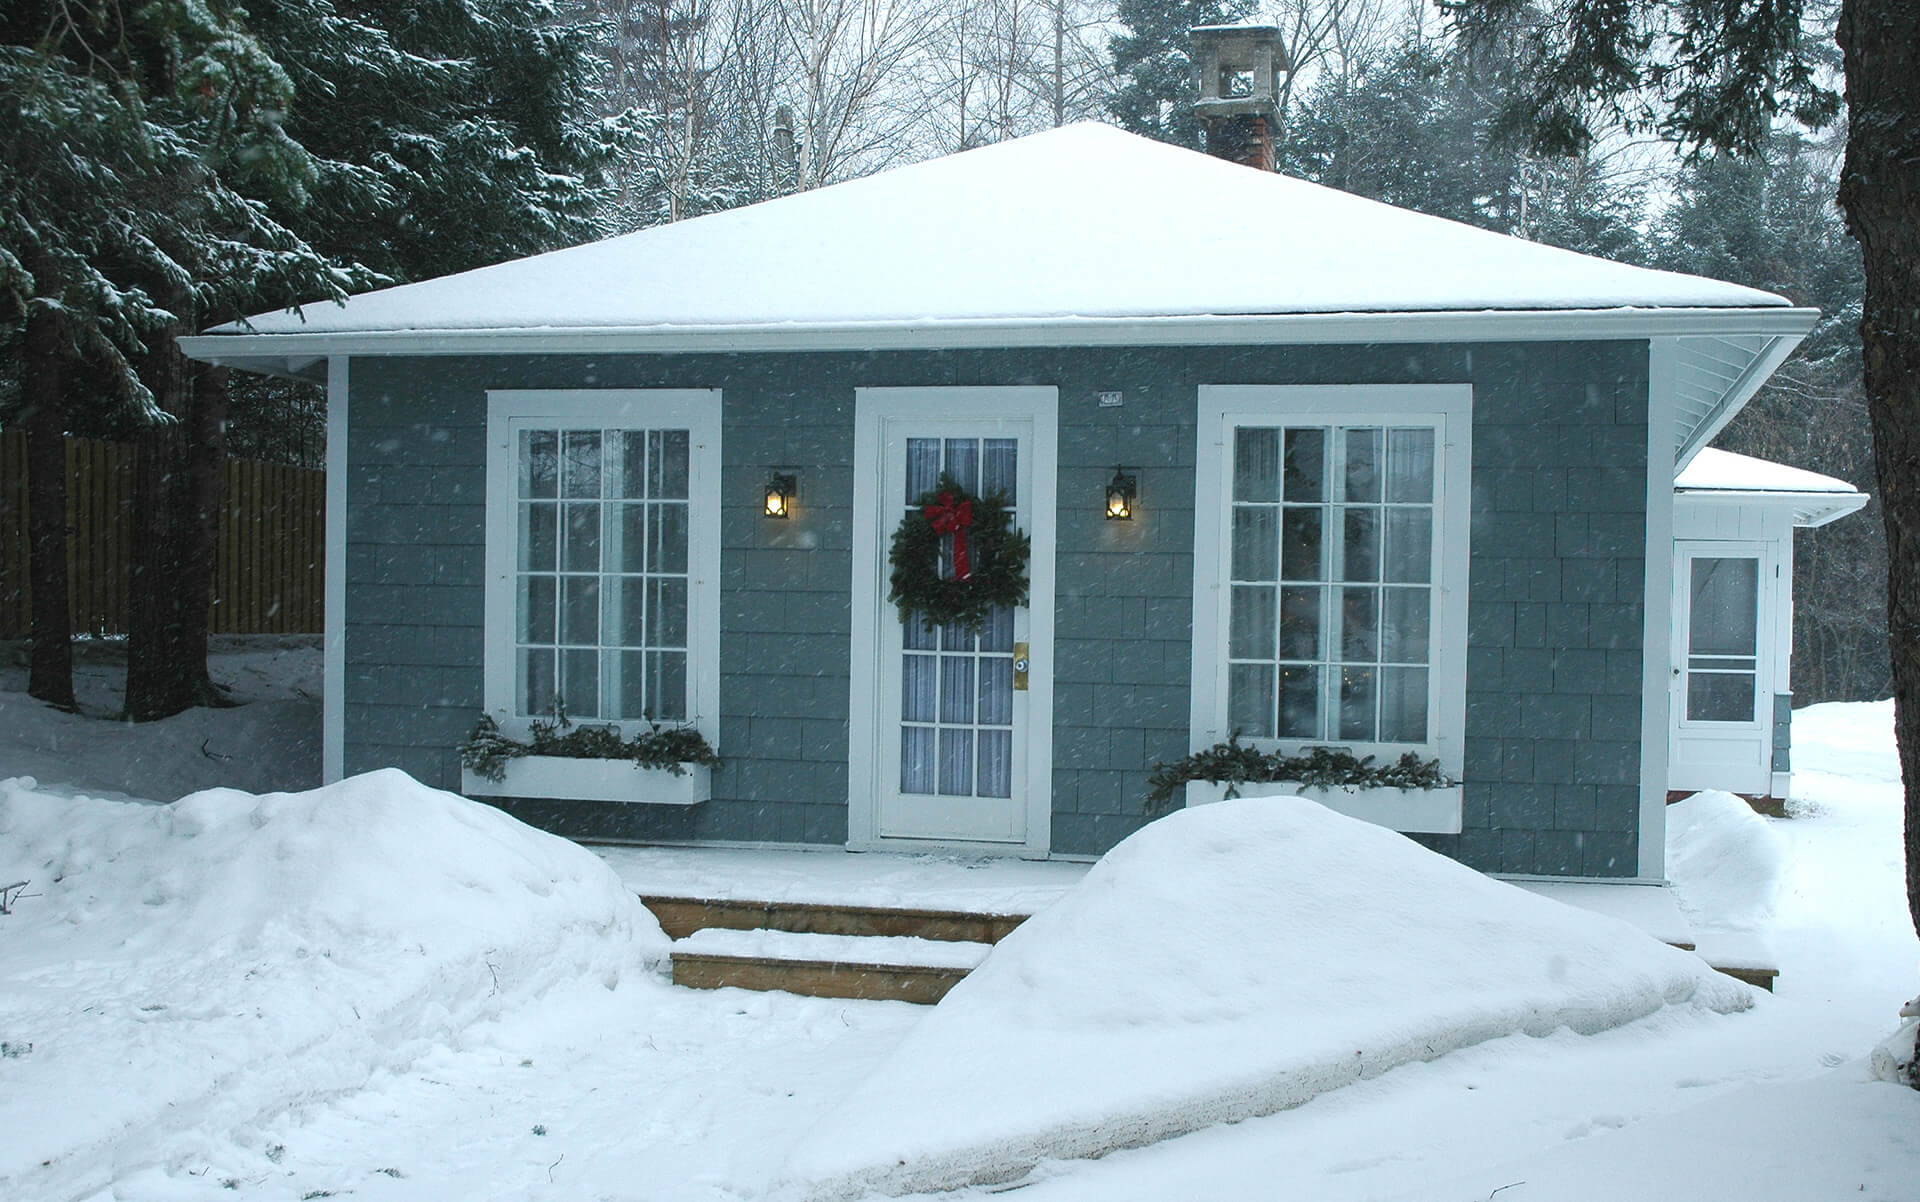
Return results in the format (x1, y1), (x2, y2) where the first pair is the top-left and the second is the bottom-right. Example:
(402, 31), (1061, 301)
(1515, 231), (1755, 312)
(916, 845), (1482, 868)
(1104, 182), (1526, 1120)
(641, 892), (1780, 1004)
(643, 894), (1028, 1004)
(1690, 932), (1780, 992)
(640, 894), (1028, 943)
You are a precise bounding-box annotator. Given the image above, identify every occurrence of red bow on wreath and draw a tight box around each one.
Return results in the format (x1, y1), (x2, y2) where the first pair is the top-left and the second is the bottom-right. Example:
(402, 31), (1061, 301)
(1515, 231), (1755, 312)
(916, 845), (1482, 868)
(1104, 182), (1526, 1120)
(923, 491), (975, 581)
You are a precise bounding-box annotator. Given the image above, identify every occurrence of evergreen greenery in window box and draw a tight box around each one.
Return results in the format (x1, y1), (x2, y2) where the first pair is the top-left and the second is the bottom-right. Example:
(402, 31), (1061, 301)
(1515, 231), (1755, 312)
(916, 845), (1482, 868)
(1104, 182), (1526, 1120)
(1146, 737), (1450, 813)
(459, 712), (720, 805)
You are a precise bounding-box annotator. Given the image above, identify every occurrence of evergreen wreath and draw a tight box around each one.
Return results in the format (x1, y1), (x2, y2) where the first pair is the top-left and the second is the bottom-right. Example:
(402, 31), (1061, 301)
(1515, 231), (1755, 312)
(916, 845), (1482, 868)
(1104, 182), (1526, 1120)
(888, 471), (1031, 634)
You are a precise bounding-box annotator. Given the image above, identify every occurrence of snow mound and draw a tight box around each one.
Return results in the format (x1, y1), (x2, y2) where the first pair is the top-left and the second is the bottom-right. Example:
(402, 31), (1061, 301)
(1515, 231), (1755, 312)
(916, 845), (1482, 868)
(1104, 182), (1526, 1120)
(1870, 1019), (1920, 1086)
(1667, 790), (1787, 931)
(1790, 699), (1900, 785)
(788, 799), (1751, 1199)
(0, 769), (668, 1199)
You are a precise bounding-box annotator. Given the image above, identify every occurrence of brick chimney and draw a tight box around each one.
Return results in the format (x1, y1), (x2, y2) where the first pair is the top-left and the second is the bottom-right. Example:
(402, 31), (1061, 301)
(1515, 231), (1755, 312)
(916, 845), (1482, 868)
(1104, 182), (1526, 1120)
(1191, 25), (1289, 172)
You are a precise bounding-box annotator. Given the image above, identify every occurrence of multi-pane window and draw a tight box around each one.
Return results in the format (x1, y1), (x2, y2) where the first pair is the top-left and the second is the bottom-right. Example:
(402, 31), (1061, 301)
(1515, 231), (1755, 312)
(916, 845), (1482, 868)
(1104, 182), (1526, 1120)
(514, 427), (689, 722)
(1227, 424), (1438, 745)
(899, 437), (1018, 799)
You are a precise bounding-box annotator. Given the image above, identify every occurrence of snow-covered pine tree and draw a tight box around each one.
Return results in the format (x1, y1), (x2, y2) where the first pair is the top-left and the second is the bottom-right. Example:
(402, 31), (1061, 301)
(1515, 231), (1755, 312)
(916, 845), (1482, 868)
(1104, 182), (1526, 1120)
(4, 0), (623, 720)
(1, 3), (262, 710)
(118, 0), (625, 721)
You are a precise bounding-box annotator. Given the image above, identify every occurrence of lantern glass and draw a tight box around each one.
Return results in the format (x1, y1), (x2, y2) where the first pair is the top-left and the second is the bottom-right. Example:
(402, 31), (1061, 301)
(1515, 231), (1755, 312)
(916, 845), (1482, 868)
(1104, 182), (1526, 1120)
(764, 473), (795, 519)
(1104, 468), (1136, 521)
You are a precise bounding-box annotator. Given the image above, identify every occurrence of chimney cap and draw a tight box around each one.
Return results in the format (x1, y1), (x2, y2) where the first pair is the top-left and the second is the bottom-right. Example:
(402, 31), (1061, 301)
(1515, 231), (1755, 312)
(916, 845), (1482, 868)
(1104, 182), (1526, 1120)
(1191, 24), (1289, 121)
(1190, 24), (1290, 70)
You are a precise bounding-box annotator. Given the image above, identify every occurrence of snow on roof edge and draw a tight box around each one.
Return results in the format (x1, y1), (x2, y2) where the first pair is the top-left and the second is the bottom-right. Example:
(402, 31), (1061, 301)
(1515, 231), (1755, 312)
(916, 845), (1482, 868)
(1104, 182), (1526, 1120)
(187, 306), (1820, 357)
(1677, 448), (1863, 495)
(203, 123), (1794, 340)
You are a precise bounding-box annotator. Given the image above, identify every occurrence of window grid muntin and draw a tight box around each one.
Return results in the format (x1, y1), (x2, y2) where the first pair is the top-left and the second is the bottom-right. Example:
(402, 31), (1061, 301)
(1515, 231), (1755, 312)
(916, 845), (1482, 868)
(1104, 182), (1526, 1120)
(1227, 423), (1438, 744)
(898, 436), (1019, 799)
(515, 426), (690, 723)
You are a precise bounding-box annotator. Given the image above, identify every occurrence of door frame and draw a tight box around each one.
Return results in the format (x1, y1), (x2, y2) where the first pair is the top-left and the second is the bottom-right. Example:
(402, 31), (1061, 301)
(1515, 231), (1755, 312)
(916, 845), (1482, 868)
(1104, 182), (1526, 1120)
(1668, 538), (1775, 795)
(847, 386), (1058, 856)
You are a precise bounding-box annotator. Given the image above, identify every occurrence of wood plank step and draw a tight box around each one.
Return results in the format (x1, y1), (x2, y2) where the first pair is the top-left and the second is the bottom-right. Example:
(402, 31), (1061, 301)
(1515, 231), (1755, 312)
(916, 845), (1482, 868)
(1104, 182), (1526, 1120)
(676, 927), (994, 971)
(1692, 932), (1779, 991)
(672, 953), (971, 1004)
(669, 928), (991, 1003)
(1708, 962), (1779, 991)
(641, 893), (1028, 944)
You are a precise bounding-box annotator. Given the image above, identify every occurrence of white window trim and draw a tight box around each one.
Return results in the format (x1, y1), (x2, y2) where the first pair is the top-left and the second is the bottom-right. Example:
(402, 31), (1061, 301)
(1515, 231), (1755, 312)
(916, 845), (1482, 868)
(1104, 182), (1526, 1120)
(1190, 385), (1472, 831)
(479, 389), (722, 784)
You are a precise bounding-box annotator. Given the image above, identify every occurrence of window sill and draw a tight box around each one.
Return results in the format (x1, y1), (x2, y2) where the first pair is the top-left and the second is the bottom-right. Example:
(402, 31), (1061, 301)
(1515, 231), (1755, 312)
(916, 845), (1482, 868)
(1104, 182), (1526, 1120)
(462, 757), (711, 806)
(1184, 779), (1462, 834)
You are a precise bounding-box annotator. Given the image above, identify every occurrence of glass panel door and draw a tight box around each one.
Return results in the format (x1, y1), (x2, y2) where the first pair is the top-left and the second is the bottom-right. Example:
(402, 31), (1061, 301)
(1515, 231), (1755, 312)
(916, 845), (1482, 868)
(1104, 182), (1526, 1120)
(1685, 554), (1761, 723)
(878, 425), (1031, 843)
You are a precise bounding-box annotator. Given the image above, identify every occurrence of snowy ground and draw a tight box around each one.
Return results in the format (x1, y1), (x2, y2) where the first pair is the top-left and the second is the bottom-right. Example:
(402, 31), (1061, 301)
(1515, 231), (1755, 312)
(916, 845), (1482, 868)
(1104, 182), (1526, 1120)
(2, 641), (1916, 1201)
(0, 636), (321, 800)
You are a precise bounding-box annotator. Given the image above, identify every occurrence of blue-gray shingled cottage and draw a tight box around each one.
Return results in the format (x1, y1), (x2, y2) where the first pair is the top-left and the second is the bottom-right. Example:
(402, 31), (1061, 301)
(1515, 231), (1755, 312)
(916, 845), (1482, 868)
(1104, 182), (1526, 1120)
(179, 121), (1817, 882)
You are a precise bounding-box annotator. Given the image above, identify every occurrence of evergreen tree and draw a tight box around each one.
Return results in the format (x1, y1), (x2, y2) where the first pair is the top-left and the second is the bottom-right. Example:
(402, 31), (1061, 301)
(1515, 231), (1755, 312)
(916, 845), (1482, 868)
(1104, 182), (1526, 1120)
(2, 1), (341, 711)
(1108, 0), (1256, 150)
(3, 0), (621, 720)
(1276, 37), (1644, 260)
(1446, 0), (1920, 1046)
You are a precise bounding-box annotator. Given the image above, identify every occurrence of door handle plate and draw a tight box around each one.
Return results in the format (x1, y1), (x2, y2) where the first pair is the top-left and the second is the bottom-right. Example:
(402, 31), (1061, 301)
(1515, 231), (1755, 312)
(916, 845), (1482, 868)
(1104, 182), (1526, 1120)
(1013, 643), (1030, 691)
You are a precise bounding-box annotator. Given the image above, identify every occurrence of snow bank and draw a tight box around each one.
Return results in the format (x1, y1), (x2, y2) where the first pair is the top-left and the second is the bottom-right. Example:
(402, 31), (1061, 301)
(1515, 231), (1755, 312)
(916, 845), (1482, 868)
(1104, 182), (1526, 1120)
(1667, 790), (1787, 931)
(0, 770), (667, 1199)
(1791, 699), (1900, 786)
(788, 799), (1751, 1199)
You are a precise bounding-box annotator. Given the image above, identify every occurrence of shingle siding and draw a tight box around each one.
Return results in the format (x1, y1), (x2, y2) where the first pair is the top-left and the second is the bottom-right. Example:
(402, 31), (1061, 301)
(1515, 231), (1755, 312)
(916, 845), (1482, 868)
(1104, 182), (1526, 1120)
(341, 340), (1648, 874)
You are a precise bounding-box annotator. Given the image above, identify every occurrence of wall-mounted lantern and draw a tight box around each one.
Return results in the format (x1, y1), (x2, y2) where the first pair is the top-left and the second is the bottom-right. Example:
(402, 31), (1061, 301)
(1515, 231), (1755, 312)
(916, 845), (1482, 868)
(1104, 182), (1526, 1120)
(764, 472), (797, 519)
(1105, 466), (1137, 521)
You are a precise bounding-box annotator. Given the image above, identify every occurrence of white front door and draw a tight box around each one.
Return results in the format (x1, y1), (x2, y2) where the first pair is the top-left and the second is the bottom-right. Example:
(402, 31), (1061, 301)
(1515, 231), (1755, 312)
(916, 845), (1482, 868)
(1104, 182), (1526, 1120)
(849, 388), (1056, 853)
(1669, 541), (1773, 795)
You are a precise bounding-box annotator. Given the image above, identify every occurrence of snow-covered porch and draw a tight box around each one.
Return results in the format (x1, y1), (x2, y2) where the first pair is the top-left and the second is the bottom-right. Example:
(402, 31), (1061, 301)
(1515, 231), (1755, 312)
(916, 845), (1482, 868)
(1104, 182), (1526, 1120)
(595, 840), (1777, 1002)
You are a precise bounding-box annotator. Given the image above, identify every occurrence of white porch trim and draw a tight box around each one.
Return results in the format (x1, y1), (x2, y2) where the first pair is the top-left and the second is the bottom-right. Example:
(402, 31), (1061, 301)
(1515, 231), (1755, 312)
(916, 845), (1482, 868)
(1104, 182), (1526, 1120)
(1639, 339), (1679, 878)
(323, 356), (348, 784)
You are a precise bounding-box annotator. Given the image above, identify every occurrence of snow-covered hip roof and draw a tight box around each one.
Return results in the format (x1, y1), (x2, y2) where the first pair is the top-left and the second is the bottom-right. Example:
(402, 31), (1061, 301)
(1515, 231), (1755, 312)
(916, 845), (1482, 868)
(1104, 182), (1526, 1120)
(199, 122), (1793, 339)
(1676, 448), (1869, 527)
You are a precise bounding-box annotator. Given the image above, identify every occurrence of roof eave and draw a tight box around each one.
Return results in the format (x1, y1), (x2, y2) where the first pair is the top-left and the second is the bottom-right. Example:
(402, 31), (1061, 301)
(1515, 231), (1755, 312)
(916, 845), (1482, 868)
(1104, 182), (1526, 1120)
(178, 306), (1820, 371)
(1676, 487), (1870, 528)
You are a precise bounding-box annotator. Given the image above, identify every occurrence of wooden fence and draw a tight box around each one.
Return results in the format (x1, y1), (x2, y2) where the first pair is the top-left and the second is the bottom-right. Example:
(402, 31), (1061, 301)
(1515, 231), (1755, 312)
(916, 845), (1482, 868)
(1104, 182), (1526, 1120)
(0, 431), (324, 637)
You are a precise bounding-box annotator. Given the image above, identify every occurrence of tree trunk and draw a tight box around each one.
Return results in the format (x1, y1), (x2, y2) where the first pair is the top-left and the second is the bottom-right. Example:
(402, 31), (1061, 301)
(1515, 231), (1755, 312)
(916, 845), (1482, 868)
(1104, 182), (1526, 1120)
(124, 332), (227, 721)
(1836, 0), (1920, 950)
(20, 306), (75, 710)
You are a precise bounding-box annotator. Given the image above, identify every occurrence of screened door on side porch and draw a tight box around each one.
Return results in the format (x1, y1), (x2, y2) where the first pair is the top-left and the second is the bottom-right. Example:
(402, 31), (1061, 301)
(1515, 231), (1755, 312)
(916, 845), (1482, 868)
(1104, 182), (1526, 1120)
(1669, 541), (1773, 795)
(877, 429), (1034, 843)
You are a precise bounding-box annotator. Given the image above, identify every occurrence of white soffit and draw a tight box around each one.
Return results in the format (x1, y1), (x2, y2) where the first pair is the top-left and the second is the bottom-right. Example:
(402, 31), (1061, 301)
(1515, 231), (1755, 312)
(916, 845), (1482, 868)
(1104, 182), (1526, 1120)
(1672, 333), (1811, 467)
(1675, 448), (1870, 527)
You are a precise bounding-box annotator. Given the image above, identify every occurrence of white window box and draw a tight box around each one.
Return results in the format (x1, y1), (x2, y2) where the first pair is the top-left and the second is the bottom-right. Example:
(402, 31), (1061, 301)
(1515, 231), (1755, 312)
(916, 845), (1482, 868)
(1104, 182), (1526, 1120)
(1184, 779), (1463, 834)
(462, 757), (711, 806)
